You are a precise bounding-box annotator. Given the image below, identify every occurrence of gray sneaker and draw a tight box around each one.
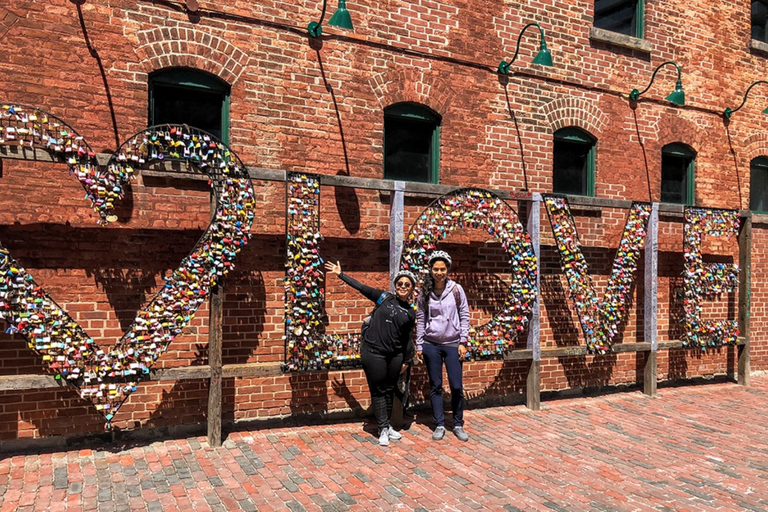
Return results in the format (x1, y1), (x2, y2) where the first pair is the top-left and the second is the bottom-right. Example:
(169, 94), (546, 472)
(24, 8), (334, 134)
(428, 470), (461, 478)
(378, 429), (390, 446)
(432, 426), (446, 440)
(453, 426), (469, 442)
(387, 426), (402, 440)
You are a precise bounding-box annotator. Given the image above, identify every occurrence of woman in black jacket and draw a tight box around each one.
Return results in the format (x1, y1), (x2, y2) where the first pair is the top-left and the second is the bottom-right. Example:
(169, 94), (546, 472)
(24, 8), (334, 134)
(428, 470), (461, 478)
(325, 261), (417, 446)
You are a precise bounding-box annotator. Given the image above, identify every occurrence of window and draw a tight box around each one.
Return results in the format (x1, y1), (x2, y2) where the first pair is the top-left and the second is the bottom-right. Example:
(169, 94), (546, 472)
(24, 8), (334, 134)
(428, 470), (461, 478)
(148, 68), (231, 143)
(383, 103), (441, 183)
(753, 1), (768, 42)
(661, 143), (695, 205)
(594, 0), (644, 38)
(750, 157), (768, 212)
(553, 127), (596, 196)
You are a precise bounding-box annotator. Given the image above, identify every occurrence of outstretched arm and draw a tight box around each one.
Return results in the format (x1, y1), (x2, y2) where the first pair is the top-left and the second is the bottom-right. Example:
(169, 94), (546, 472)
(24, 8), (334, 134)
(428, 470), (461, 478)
(324, 260), (385, 303)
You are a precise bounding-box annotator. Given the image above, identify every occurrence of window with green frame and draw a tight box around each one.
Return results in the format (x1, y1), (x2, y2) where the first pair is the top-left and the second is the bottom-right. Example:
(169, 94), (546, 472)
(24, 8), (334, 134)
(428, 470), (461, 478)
(553, 127), (596, 197)
(594, 0), (644, 38)
(148, 68), (231, 143)
(383, 103), (441, 183)
(660, 143), (695, 205)
(750, 156), (768, 212)
(753, 0), (768, 42)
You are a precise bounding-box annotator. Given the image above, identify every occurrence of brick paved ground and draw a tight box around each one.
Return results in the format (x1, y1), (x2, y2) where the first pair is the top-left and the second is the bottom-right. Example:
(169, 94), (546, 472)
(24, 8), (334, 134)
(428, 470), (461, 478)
(3, 376), (768, 512)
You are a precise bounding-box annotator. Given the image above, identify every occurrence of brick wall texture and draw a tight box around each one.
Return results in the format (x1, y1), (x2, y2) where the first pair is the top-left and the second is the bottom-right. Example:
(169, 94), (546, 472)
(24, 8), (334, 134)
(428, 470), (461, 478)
(0, 0), (765, 440)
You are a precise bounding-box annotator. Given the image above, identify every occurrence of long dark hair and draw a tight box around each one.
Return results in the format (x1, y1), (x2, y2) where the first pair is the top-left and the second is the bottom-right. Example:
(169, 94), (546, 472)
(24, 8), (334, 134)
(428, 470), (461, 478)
(420, 257), (451, 313)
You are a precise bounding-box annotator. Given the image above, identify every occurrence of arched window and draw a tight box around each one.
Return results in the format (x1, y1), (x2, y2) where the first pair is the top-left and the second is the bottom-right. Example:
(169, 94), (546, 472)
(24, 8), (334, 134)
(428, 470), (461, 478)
(383, 103), (441, 183)
(750, 156), (768, 212)
(148, 68), (231, 143)
(594, 0), (644, 38)
(661, 143), (695, 205)
(553, 127), (596, 196)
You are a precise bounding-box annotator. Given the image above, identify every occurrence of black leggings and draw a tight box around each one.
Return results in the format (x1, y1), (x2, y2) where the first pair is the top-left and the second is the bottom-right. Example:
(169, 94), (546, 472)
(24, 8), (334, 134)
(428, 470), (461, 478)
(360, 343), (404, 432)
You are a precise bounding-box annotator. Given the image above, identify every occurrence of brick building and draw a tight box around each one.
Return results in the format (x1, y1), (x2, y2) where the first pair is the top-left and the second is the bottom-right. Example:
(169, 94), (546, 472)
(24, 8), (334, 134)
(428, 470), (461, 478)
(0, 0), (765, 445)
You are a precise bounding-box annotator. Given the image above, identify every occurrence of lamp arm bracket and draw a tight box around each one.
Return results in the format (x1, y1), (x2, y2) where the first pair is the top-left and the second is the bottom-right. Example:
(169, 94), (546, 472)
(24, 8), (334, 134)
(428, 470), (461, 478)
(498, 22), (545, 74)
(308, 0), (329, 37)
(726, 80), (768, 117)
(635, 61), (682, 98)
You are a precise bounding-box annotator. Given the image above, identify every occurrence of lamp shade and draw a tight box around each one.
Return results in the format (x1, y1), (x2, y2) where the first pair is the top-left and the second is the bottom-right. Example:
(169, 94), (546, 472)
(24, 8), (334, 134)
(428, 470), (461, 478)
(328, 0), (353, 30)
(532, 46), (553, 67)
(665, 80), (685, 106)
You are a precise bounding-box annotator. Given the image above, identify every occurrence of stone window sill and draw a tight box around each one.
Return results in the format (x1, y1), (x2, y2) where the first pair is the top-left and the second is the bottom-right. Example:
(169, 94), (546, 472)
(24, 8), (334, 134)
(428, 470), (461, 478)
(589, 27), (652, 53)
(750, 38), (768, 54)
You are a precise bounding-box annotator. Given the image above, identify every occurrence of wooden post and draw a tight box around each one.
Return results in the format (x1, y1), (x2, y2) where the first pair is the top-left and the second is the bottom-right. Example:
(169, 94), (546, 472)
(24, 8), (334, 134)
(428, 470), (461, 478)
(526, 195), (541, 411)
(207, 283), (224, 447)
(389, 182), (406, 428)
(389, 181), (405, 287)
(738, 213), (752, 386)
(207, 184), (224, 447)
(643, 203), (659, 397)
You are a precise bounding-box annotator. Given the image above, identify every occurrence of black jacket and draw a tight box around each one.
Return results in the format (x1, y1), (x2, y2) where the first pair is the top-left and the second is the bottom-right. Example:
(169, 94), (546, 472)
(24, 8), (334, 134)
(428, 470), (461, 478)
(340, 273), (415, 357)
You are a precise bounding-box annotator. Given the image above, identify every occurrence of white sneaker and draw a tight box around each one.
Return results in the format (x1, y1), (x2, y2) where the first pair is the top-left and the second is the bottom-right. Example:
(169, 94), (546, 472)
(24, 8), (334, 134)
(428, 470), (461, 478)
(378, 429), (390, 446)
(387, 426), (402, 441)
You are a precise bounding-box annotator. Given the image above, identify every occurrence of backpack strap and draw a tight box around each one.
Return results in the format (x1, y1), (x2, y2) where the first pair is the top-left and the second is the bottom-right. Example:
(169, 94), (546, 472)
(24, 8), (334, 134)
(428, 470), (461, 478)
(452, 286), (461, 311)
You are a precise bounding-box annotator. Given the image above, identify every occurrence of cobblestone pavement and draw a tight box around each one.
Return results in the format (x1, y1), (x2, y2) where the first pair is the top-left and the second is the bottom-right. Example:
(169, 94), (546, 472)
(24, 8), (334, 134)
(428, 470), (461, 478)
(3, 376), (768, 511)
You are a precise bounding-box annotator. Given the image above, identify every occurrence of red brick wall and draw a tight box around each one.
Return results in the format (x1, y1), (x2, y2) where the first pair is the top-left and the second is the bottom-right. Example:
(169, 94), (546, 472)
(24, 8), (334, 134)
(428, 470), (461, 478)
(0, 0), (765, 440)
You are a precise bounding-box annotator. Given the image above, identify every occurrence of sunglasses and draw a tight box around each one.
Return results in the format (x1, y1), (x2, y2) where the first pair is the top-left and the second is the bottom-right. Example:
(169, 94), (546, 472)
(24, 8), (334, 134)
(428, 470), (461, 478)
(395, 280), (413, 288)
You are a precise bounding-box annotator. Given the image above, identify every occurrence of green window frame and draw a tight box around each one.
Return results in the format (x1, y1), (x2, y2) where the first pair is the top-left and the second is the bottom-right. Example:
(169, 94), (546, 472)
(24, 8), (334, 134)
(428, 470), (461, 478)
(753, 0), (768, 42)
(383, 102), (441, 184)
(661, 143), (695, 206)
(148, 68), (231, 143)
(594, 0), (644, 38)
(553, 127), (596, 197)
(750, 156), (768, 213)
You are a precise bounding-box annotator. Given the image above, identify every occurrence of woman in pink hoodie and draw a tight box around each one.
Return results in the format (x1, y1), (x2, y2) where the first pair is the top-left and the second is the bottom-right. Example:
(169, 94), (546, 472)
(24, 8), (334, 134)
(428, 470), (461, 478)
(416, 250), (470, 442)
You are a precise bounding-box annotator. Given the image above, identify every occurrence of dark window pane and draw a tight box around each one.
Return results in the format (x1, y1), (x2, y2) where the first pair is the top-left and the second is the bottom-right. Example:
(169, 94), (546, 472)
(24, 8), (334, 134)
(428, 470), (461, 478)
(661, 154), (690, 204)
(384, 117), (434, 183)
(594, 0), (639, 37)
(750, 157), (768, 212)
(152, 85), (224, 141)
(753, 1), (768, 42)
(553, 139), (590, 195)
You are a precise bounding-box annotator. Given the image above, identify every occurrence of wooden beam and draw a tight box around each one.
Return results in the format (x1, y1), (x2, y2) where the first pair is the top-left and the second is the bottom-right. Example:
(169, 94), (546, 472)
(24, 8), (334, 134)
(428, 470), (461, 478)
(540, 343), (653, 358)
(221, 362), (284, 378)
(0, 149), (686, 211)
(389, 181), (405, 287)
(738, 214), (752, 386)
(526, 360), (540, 411)
(150, 366), (212, 380)
(502, 349), (534, 361)
(526, 197), (541, 411)
(657, 341), (685, 350)
(390, 181), (407, 420)
(207, 284), (224, 447)
(0, 366), (220, 391)
(644, 203), (659, 397)
(644, 352), (657, 398)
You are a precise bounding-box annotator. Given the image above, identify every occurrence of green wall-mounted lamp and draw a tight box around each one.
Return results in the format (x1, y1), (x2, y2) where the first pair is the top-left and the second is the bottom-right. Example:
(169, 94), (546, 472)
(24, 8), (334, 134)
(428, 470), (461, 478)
(629, 61), (685, 106)
(723, 81), (768, 119)
(498, 22), (553, 74)
(308, 0), (354, 37)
